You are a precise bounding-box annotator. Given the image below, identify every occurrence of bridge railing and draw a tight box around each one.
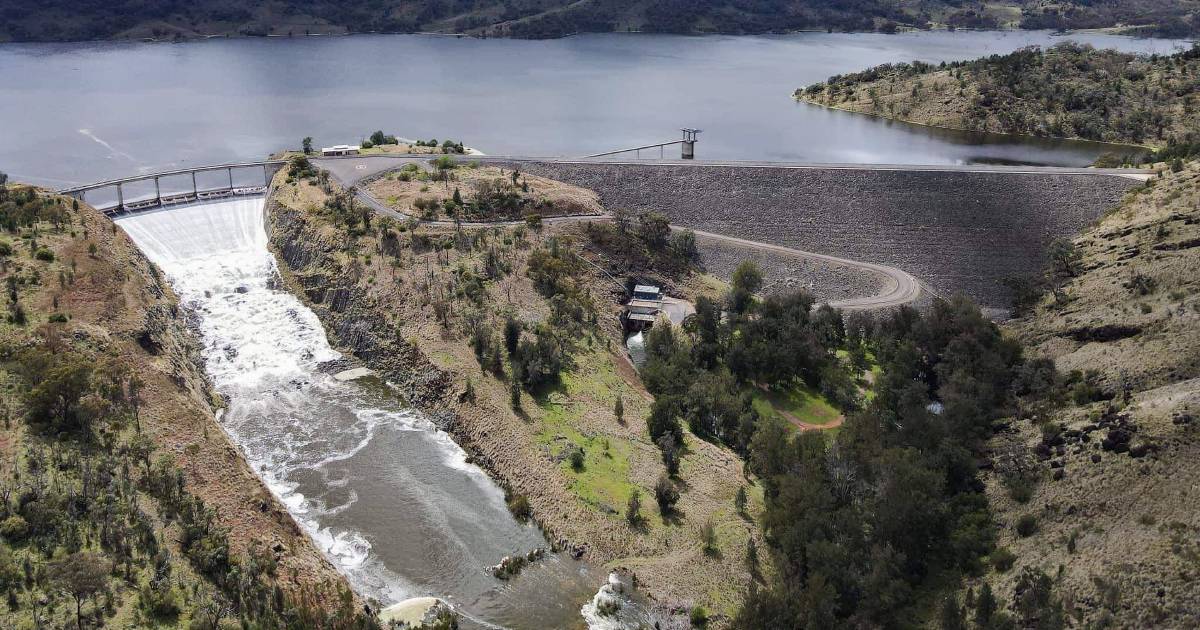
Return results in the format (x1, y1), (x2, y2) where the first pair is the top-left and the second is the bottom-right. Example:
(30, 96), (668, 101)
(581, 140), (685, 160)
(58, 160), (286, 215)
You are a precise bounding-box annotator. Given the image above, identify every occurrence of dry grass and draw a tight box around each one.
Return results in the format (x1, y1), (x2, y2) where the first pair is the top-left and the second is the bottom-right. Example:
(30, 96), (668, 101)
(981, 162), (1200, 626)
(0, 190), (351, 601)
(367, 163), (601, 221)
(270, 174), (763, 622)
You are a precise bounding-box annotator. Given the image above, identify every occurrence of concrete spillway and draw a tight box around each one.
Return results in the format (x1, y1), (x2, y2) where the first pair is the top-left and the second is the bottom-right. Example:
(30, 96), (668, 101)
(115, 197), (648, 629)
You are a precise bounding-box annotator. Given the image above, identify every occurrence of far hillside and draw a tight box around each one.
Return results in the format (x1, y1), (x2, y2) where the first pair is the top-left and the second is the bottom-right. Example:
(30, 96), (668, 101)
(797, 42), (1200, 158)
(1, 0), (1196, 42)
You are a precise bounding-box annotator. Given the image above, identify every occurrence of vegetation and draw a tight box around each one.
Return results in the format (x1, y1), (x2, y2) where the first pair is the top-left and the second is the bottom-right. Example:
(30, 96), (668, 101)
(0, 180), (377, 629)
(639, 261), (855, 471)
(798, 42), (1200, 152)
(369, 163), (598, 222)
(584, 209), (697, 277)
(2, 1), (1195, 41)
(734, 295), (1063, 627)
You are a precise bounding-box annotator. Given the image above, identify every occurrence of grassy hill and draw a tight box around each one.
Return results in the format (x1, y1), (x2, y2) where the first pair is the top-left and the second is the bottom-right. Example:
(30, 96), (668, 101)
(976, 159), (1200, 627)
(0, 176), (372, 628)
(797, 42), (1200, 152)
(0, 0), (1196, 42)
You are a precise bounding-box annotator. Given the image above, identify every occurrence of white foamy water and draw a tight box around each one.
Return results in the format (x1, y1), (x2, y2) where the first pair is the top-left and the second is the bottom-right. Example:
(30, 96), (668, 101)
(117, 198), (636, 629)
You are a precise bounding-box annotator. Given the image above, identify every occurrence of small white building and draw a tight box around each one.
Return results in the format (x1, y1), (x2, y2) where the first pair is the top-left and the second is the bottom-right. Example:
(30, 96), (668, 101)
(321, 145), (360, 156)
(625, 284), (665, 327)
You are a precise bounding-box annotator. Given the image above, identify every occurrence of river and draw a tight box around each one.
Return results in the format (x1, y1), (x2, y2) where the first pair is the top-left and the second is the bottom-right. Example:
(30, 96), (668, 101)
(114, 197), (653, 629)
(0, 31), (1191, 188)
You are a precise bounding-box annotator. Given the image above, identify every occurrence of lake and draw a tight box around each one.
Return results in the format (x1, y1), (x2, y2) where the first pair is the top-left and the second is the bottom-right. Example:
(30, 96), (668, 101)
(0, 30), (1190, 188)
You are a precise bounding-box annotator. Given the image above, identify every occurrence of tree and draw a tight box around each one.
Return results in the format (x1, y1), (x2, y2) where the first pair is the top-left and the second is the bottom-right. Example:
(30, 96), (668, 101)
(614, 394), (624, 424)
(49, 552), (109, 630)
(637, 212), (671, 248)
(626, 490), (642, 526)
(503, 318), (521, 356)
(975, 582), (997, 627)
(525, 214), (543, 234)
(301, 137), (313, 155)
(654, 475), (679, 515)
(730, 261), (764, 313)
(24, 353), (94, 435)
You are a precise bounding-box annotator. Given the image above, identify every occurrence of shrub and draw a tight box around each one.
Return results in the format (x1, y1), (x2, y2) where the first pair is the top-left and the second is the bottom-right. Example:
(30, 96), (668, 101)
(690, 605), (709, 627)
(654, 476), (679, 515)
(34, 248), (54, 262)
(0, 515), (29, 542)
(990, 547), (1017, 572)
(700, 519), (718, 555)
(626, 490), (642, 526)
(0, 241), (11, 256)
(507, 494), (532, 521)
(1015, 514), (1039, 537)
(568, 447), (585, 472)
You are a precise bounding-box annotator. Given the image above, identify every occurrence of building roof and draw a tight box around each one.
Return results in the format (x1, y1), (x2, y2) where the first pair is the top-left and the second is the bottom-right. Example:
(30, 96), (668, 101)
(322, 145), (358, 152)
(627, 312), (658, 322)
(633, 285), (660, 295)
(628, 299), (662, 309)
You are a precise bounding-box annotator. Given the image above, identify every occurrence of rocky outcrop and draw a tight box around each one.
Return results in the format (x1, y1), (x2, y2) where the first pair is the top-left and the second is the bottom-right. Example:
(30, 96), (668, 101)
(267, 202), (455, 409)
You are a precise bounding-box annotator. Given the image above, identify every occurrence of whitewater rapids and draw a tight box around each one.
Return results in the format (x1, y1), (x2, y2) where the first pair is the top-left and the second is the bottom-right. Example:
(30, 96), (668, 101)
(116, 197), (649, 629)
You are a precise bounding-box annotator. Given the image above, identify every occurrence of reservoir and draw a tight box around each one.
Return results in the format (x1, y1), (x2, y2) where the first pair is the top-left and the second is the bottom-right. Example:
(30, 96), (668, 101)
(0, 30), (1190, 188)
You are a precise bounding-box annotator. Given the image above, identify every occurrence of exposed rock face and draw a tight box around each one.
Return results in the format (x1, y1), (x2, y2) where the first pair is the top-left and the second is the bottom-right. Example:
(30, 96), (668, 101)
(267, 203), (454, 409)
(513, 161), (1137, 309)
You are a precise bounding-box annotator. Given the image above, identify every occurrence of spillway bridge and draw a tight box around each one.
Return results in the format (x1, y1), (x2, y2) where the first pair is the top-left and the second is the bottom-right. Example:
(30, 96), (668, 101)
(57, 161), (286, 216)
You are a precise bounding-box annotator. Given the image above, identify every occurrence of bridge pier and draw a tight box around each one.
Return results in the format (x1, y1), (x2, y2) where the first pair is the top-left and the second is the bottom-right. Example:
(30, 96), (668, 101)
(227, 168), (234, 190)
(154, 176), (161, 206)
(116, 183), (124, 210)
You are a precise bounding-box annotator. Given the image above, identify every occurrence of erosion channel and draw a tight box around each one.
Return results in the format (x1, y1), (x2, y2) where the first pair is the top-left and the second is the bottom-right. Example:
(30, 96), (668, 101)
(115, 196), (650, 629)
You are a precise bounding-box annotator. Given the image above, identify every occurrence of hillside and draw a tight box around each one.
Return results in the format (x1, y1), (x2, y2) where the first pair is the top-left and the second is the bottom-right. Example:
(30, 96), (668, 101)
(975, 160), (1200, 626)
(267, 158), (764, 625)
(0, 0), (1196, 42)
(797, 42), (1200, 152)
(0, 177), (370, 628)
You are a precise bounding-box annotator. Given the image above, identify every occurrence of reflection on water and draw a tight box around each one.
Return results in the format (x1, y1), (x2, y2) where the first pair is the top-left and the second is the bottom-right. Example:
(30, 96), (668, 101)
(115, 197), (649, 629)
(1, 30), (1189, 186)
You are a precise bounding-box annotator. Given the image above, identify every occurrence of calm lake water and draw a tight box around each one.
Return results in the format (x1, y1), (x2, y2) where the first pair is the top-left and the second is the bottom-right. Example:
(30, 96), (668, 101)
(0, 31), (1191, 187)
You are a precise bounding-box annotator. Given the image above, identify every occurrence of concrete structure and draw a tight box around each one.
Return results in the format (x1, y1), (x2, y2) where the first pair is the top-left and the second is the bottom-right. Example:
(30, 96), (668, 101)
(680, 128), (701, 160)
(57, 161), (284, 216)
(624, 284), (664, 326)
(582, 129), (701, 160)
(321, 145), (360, 157)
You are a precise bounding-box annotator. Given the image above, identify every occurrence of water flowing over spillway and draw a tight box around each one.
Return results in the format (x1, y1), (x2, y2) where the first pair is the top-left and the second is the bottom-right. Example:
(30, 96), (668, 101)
(116, 198), (648, 629)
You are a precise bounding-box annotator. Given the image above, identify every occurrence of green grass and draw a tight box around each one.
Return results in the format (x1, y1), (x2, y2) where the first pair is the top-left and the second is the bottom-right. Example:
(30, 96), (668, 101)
(750, 380), (841, 429)
(534, 345), (639, 515)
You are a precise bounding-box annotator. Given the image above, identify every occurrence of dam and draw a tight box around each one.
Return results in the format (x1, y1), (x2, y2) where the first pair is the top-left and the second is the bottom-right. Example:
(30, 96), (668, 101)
(90, 153), (1148, 628)
(113, 197), (650, 629)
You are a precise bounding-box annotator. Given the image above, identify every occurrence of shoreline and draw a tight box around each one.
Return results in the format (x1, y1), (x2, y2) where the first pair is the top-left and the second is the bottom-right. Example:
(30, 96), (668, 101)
(793, 96), (1161, 153)
(1, 24), (1188, 47)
